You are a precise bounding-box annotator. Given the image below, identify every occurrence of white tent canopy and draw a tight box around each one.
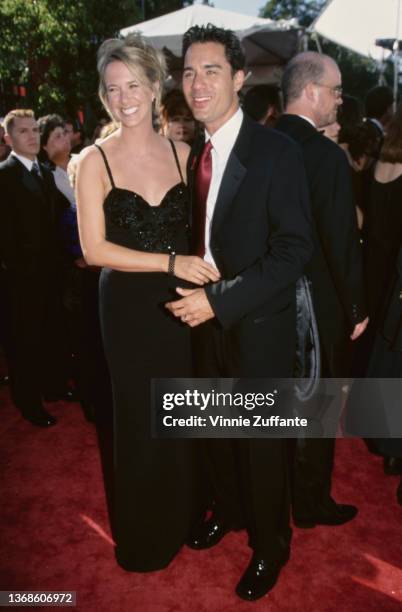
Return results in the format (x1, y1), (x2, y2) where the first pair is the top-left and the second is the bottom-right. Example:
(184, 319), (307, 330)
(120, 4), (301, 86)
(122, 4), (271, 54)
(313, 0), (402, 61)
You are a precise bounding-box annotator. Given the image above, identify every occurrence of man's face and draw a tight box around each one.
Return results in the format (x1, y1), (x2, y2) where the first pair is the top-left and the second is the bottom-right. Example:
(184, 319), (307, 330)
(5, 116), (40, 160)
(312, 61), (343, 128)
(182, 41), (244, 134)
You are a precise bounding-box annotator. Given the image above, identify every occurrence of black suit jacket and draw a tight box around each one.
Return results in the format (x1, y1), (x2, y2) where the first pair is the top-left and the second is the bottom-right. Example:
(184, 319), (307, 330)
(0, 154), (63, 290)
(188, 113), (313, 375)
(276, 114), (367, 371)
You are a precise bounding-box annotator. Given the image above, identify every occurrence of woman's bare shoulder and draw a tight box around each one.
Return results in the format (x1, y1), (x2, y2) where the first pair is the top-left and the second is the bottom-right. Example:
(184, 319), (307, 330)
(77, 144), (102, 167)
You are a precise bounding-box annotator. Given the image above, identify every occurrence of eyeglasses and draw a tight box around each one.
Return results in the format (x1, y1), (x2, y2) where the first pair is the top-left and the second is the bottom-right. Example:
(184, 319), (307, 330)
(313, 82), (343, 97)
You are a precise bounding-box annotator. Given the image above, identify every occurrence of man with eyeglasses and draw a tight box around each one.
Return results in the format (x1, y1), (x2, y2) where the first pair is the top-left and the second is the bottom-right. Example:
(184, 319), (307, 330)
(276, 52), (368, 528)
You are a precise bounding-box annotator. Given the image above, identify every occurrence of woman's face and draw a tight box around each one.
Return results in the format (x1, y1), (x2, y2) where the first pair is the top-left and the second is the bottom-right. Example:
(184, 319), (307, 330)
(164, 110), (195, 144)
(104, 60), (156, 128)
(44, 126), (71, 160)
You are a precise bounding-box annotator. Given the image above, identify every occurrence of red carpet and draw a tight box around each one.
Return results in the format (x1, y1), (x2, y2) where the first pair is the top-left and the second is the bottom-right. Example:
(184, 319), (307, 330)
(1, 378), (402, 611)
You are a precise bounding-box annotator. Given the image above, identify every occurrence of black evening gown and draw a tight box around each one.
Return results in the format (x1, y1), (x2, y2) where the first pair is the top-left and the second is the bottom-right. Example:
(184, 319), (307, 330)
(96, 141), (202, 572)
(345, 176), (402, 441)
(365, 174), (402, 323)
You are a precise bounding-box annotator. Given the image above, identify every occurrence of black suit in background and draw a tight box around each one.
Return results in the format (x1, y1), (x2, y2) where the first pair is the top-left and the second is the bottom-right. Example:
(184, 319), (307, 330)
(0, 154), (69, 417)
(189, 114), (313, 559)
(276, 114), (367, 515)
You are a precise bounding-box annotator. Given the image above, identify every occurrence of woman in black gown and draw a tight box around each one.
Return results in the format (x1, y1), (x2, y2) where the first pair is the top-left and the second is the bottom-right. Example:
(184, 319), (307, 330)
(345, 104), (402, 494)
(76, 34), (220, 572)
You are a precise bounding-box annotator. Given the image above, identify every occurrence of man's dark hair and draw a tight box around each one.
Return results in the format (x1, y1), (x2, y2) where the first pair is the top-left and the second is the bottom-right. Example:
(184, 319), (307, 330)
(365, 86), (393, 119)
(281, 51), (328, 107)
(380, 102), (402, 163)
(338, 95), (362, 143)
(182, 24), (246, 74)
(341, 121), (381, 162)
(37, 113), (65, 148)
(243, 84), (281, 121)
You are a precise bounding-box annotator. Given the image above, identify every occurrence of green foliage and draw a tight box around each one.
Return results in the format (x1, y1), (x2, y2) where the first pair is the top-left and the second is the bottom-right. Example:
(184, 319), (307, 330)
(0, 0), (189, 123)
(318, 39), (380, 101)
(259, 0), (325, 27)
(260, 0), (382, 101)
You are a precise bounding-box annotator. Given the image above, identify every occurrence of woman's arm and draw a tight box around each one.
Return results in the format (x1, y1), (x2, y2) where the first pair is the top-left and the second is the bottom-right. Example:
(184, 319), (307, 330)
(76, 146), (167, 272)
(76, 146), (220, 284)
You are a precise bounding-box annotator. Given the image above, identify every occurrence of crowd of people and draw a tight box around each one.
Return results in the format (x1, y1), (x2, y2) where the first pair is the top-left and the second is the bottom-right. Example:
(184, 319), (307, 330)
(1, 23), (402, 603)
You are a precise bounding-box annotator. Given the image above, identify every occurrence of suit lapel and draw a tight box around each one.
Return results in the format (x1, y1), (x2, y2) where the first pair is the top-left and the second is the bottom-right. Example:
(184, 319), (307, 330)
(10, 155), (46, 199)
(211, 153), (246, 234)
(210, 115), (252, 236)
(41, 165), (57, 222)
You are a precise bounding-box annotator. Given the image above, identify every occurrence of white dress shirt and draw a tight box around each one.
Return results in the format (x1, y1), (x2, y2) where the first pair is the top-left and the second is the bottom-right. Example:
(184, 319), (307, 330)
(53, 165), (75, 206)
(11, 151), (41, 173)
(204, 107), (243, 266)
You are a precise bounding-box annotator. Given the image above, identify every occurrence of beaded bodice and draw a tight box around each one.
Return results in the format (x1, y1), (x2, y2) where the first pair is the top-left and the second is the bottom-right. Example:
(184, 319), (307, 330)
(97, 141), (190, 255)
(103, 184), (189, 253)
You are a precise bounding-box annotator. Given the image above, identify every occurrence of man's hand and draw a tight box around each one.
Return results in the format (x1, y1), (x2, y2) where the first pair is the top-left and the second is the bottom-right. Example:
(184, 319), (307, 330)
(350, 316), (369, 340)
(165, 287), (215, 327)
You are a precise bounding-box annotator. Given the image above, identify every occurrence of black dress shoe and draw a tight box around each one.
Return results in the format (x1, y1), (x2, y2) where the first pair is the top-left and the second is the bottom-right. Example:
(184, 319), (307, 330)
(186, 516), (241, 550)
(293, 501), (358, 528)
(44, 389), (78, 402)
(235, 549), (290, 601)
(23, 409), (57, 428)
(397, 478), (402, 506)
(186, 518), (228, 550)
(384, 456), (402, 475)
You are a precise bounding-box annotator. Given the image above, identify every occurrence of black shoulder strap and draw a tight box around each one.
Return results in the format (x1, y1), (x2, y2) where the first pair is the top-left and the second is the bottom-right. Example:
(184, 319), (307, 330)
(94, 144), (115, 188)
(169, 139), (184, 183)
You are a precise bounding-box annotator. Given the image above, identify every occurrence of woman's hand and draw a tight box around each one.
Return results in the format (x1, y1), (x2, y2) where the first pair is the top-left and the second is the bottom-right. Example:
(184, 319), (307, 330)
(174, 255), (220, 285)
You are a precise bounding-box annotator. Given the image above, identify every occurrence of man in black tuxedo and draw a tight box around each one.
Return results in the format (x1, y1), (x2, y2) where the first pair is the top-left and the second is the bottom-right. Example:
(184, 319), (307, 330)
(166, 25), (312, 601)
(0, 109), (69, 427)
(275, 52), (368, 527)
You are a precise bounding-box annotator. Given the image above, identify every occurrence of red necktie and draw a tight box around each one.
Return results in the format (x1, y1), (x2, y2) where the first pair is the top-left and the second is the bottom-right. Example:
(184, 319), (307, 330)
(194, 140), (213, 258)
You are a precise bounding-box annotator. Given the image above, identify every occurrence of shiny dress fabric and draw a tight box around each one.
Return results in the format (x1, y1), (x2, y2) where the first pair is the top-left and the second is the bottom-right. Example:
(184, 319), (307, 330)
(97, 143), (202, 572)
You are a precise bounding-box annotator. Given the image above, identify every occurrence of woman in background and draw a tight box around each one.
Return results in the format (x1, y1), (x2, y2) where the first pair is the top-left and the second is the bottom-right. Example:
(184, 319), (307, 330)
(159, 89), (196, 144)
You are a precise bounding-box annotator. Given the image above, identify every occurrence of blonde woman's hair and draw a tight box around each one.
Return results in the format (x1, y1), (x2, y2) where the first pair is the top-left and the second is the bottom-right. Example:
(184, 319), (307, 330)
(97, 34), (166, 120)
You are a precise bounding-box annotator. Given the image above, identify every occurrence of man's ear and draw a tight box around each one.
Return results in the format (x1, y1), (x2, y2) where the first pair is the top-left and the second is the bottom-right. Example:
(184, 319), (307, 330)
(305, 82), (318, 104)
(233, 70), (245, 93)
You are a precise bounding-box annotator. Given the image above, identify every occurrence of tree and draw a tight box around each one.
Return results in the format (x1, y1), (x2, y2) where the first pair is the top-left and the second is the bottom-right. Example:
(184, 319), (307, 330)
(259, 0), (380, 101)
(259, 0), (325, 27)
(0, 0), (190, 123)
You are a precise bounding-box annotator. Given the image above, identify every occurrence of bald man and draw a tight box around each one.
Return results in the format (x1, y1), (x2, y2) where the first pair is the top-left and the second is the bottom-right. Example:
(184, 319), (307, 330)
(276, 52), (368, 528)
